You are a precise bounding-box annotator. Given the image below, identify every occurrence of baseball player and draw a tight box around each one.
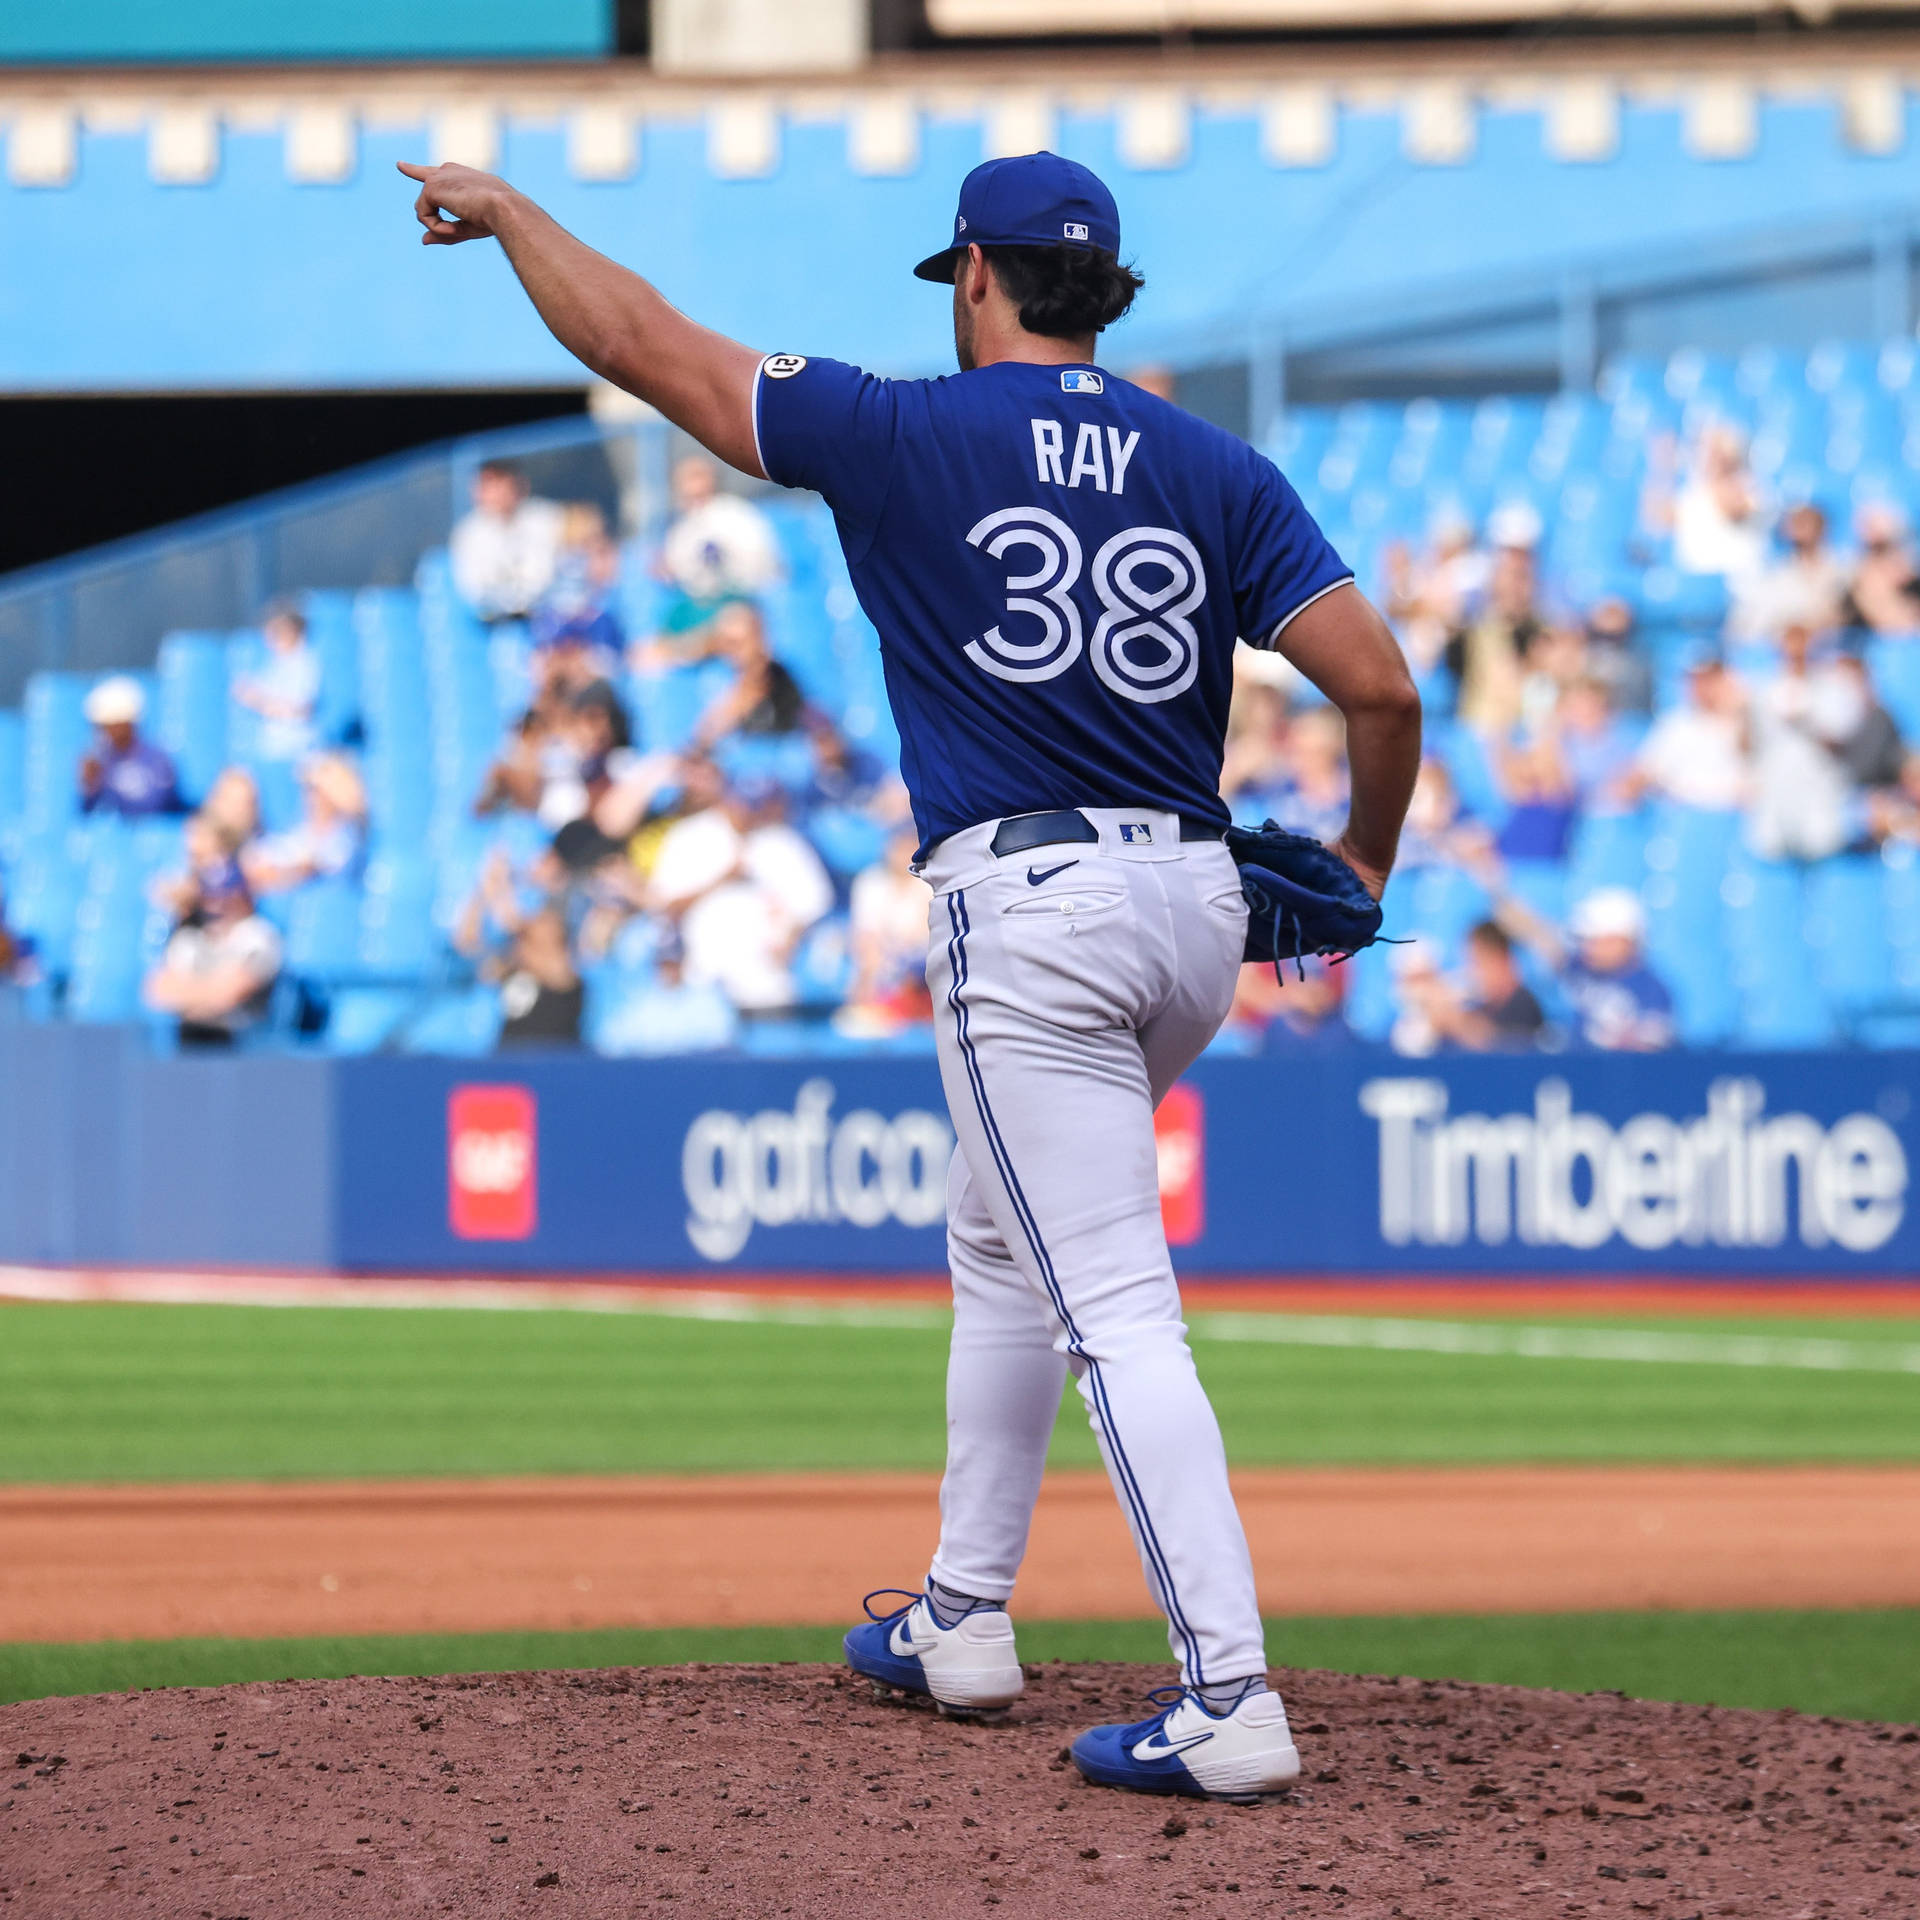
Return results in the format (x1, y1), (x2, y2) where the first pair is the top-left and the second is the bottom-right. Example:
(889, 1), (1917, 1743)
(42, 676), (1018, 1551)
(399, 150), (1420, 1801)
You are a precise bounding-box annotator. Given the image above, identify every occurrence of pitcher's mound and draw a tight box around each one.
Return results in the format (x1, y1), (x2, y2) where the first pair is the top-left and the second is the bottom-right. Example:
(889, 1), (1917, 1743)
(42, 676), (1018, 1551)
(2, 1661), (1914, 1918)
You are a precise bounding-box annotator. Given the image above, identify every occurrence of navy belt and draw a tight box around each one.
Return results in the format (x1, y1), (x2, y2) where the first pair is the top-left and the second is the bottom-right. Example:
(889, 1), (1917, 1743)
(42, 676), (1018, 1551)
(986, 809), (1223, 859)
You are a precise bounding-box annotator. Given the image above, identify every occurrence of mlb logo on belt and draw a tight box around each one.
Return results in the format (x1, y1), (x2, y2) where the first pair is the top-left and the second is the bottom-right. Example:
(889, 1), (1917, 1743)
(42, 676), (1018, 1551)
(1117, 821), (1153, 844)
(1155, 1083), (1205, 1246)
(448, 1084), (538, 1240)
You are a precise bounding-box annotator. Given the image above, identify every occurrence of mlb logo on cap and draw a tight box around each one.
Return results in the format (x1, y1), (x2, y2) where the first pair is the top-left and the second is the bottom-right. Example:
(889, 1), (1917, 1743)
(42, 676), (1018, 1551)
(914, 151), (1122, 282)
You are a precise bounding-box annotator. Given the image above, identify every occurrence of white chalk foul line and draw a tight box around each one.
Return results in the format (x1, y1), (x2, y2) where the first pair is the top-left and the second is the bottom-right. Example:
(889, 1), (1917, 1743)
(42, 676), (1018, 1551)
(1189, 1312), (1920, 1377)
(3, 1267), (1918, 1374)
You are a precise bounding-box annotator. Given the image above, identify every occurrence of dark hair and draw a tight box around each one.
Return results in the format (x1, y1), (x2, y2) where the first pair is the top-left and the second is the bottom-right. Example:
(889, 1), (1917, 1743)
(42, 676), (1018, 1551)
(571, 679), (633, 751)
(1467, 919), (1513, 956)
(980, 244), (1144, 339)
(478, 458), (526, 485)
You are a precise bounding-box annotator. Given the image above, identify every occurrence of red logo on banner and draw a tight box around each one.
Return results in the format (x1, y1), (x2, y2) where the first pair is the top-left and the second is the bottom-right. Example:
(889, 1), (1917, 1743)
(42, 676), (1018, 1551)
(448, 1085), (538, 1240)
(1155, 1082), (1205, 1246)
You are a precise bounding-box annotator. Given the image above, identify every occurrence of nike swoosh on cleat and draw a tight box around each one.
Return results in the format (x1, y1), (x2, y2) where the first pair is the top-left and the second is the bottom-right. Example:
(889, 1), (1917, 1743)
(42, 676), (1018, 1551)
(1027, 861), (1079, 886)
(1130, 1730), (1215, 1762)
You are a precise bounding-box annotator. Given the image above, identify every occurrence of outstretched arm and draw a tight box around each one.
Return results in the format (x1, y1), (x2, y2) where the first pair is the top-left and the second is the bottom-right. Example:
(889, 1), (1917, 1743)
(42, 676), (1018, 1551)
(1272, 582), (1422, 900)
(398, 161), (766, 478)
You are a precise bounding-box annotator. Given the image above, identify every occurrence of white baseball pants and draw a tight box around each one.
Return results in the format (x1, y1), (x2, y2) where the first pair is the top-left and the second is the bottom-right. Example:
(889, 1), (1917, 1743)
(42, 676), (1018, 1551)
(919, 808), (1265, 1689)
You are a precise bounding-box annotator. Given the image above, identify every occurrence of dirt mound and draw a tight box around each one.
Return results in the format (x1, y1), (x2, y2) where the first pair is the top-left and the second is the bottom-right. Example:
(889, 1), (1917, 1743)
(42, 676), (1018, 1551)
(2, 1662), (1915, 1919)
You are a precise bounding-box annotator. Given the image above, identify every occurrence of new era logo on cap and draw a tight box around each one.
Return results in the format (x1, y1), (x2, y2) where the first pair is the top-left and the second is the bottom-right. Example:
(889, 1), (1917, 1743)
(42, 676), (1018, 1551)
(1064, 221), (1089, 241)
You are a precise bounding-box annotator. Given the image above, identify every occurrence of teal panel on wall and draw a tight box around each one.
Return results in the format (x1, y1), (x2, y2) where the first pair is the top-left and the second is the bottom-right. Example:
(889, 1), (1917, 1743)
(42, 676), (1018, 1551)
(0, 0), (611, 62)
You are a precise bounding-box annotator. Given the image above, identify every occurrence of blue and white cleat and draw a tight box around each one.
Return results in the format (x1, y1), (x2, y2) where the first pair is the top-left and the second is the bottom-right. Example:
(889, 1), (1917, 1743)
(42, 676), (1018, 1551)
(1070, 1686), (1302, 1803)
(842, 1589), (1024, 1718)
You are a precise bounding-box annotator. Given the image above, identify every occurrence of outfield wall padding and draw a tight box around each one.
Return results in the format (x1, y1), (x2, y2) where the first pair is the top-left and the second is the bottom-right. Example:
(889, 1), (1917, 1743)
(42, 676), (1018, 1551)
(0, 1024), (1913, 1276)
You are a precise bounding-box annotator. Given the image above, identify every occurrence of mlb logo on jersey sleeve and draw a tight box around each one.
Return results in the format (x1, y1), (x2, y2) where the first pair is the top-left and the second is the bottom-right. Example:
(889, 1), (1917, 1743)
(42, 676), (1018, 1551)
(1060, 370), (1104, 395)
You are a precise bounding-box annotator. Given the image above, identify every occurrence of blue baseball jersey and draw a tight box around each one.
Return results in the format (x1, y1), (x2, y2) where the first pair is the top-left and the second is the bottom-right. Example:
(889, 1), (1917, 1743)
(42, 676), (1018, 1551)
(753, 354), (1352, 852)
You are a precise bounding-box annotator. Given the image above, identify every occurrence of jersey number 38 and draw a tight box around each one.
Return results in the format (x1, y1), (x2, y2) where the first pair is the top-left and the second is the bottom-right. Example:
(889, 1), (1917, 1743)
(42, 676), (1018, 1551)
(963, 506), (1206, 706)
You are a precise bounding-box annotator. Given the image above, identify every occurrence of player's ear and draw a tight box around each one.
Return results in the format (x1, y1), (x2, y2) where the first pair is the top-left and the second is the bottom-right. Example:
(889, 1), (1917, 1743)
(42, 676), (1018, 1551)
(962, 243), (990, 304)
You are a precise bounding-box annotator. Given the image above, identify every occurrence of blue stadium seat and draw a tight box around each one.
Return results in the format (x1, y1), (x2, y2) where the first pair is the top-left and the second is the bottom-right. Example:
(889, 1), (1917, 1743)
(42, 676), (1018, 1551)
(284, 877), (365, 980)
(302, 590), (362, 745)
(1502, 858), (1568, 925)
(22, 673), (90, 829)
(631, 659), (731, 754)
(1339, 942), (1396, 1043)
(357, 850), (438, 980)
(807, 806), (888, 880)
(399, 986), (501, 1055)
(355, 588), (431, 756)
(1803, 856), (1893, 1024)
(1566, 809), (1650, 896)
(322, 987), (413, 1054)
(792, 913), (852, 1006)
(1885, 847), (1920, 951)
(0, 711), (27, 827)
(1400, 864), (1491, 952)
(66, 889), (153, 1023)
(1638, 567), (1730, 632)
(715, 734), (815, 796)
(1723, 858), (1835, 1048)
(155, 631), (228, 805)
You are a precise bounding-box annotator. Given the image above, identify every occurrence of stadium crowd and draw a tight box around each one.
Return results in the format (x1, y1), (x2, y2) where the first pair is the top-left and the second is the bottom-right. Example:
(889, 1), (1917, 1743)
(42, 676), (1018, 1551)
(7, 349), (1919, 1059)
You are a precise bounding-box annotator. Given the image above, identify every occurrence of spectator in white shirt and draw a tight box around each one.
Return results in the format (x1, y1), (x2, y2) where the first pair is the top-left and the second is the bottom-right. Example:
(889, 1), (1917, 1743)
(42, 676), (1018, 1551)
(650, 770), (832, 1014)
(1657, 424), (1768, 579)
(648, 457), (783, 638)
(1731, 502), (1849, 644)
(1627, 653), (1750, 812)
(450, 461), (565, 623)
(1747, 623), (1863, 863)
(233, 602), (322, 761)
(143, 869), (284, 1050)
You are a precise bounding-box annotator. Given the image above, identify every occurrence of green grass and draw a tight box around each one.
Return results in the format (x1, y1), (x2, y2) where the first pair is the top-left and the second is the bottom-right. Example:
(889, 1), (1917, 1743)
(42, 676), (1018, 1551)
(3, 1301), (1918, 1483)
(5, 1610), (1917, 1722)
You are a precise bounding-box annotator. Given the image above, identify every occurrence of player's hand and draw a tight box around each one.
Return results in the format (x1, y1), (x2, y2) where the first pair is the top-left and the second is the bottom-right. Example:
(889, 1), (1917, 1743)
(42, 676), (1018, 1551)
(1328, 834), (1390, 903)
(397, 161), (510, 246)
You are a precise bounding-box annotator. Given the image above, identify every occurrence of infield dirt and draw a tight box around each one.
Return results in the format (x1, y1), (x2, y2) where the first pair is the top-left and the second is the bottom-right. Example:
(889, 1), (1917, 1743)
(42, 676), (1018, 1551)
(5, 1466), (1920, 1644)
(4, 1661), (1916, 1918)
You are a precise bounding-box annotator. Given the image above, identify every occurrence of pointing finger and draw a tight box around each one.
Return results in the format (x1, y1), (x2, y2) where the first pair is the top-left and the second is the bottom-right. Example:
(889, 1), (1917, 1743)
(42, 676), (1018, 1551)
(396, 161), (430, 181)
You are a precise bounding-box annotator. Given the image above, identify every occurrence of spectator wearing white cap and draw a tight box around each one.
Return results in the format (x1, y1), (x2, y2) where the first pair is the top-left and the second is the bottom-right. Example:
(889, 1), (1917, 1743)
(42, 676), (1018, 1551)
(78, 677), (182, 819)
(1493, 883), (1673, 1052)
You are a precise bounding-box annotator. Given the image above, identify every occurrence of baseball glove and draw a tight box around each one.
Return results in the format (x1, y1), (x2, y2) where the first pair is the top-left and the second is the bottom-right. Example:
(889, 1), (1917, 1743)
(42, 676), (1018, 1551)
(1224, 820), (1387, 978)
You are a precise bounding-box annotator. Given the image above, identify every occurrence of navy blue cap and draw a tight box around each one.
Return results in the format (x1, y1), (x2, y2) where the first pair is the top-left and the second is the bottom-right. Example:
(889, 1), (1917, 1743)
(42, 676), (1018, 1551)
(913, 151), (1121, 283)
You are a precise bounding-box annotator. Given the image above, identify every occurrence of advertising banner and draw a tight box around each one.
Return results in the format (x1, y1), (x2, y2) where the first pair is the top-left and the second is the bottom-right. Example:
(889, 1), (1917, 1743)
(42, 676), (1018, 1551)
(1, 1023), (1909, 1276)
(331, 1049), (1918, 1277)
